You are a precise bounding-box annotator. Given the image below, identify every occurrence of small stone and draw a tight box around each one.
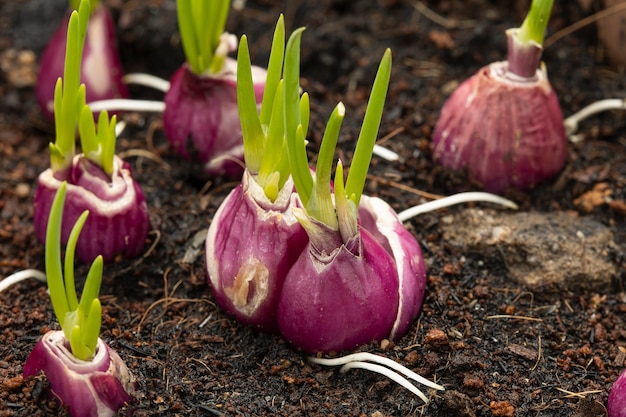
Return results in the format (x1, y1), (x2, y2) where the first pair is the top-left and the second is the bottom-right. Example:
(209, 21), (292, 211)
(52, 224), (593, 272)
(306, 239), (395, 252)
(440, 209), (616, 290)
(490, 400), (515, 417)
(425, 328), (449, 348)
(15, 182), (30, 198)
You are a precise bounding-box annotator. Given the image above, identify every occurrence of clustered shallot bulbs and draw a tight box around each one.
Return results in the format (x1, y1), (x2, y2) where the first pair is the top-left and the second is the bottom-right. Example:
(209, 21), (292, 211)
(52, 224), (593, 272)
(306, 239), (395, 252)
(206, 20), (427, 354)
(432, 0), (567, 193)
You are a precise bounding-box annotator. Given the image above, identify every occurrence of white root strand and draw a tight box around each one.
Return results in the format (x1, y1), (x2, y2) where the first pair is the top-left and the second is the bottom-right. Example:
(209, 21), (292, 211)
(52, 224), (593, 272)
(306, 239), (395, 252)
(88, 99), (166, 114)
(340, 361), (430, 403)
(115, 120), (127, 138)
(309, 352), (444, 390)
(397, 192), (518, 222)
(0, 269), (46, 293)
(373, 144), (399, 161)
(564, 98), (626, 139)
(122, 73), (171, 92)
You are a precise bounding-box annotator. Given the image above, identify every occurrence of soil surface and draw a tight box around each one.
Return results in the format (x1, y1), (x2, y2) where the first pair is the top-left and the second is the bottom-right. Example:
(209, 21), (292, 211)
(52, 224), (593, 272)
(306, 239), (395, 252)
(1, 0), (626, 416)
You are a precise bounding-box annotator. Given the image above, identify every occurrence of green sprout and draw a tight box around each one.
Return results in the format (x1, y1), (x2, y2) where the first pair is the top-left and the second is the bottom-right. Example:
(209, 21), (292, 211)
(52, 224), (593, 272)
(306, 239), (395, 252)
(69, 0), (99, 12)
(50, 0), (90, 173)
(78, 107), (117, 176)
(46, 182), (103, 361)
(177, 0), (231, 75)
(517, 0), (554, 46)
(51, 0), (118, 177)
(283, 27), (392, 239)
(237, 15), (303, 202)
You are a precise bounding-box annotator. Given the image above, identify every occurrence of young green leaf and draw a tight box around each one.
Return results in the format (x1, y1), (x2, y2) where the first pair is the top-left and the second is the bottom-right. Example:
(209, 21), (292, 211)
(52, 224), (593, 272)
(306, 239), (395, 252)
(51, 1), (90, 173)
(345, 48), (392, 208)
(45, 182), (104, 361)
(177, 0), (231, 75)
(518, 0), (554, 46)
(283, 28), (313, 206)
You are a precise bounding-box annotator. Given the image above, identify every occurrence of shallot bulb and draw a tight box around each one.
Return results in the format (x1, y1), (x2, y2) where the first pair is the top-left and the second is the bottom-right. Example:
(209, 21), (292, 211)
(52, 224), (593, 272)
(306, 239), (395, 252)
(275, 28), (426, 353)
(163, 54), (266, 177)
(36, 2), (128, 121)
(25, 176), (135, 416)
(432, 0), (567, 193)
(34, 155), (149, 263)
(24, 331), (136, 417)
(205, 172), (307, 330)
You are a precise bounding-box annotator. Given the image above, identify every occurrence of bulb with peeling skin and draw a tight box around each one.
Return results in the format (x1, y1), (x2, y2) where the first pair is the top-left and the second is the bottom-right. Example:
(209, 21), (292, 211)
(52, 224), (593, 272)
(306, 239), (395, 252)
(205, 171), (307, 331)
(24, 330), (136, 417)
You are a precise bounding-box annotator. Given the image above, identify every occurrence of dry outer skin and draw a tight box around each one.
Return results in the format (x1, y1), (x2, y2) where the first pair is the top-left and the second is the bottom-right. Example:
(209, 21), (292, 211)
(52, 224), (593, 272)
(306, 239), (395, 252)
(440, 208), (617, 289)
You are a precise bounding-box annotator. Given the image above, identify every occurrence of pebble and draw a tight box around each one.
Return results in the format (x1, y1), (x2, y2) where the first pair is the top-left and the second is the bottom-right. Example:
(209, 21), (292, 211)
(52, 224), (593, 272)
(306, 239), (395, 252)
(440, 209), (617, 290)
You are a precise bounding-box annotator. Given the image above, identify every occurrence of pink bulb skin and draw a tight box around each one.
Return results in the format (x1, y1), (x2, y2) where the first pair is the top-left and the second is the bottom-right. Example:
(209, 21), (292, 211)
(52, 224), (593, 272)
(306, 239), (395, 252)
(609, 369), (626, 417)
(24, 330), (135, 417)
(358, 196), (427, 341)
(432, 61), (567, 193)
(36, 4), (129, 121)
(33, 155), (149, 264)
(205, 171), (307, 331)
(163, 59), (267, 177)
(277, 227), (400, 354)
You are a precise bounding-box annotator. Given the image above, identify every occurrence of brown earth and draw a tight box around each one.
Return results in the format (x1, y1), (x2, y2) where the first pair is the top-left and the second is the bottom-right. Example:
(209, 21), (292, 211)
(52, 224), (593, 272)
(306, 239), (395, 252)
(1, 0), (626, 416)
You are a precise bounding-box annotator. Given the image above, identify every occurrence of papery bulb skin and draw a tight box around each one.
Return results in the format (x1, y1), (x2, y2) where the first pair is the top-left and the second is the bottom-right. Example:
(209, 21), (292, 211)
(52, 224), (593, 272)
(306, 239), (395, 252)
(36, 4), (129, 121)
(24, 330), (136, 417)
(432, 31), (567, 193)
(205, 171), (307, 331)
(163, 59), (267, 177)
(277, 224), (400, 354)
(358, 195), (427, 340)
(608, 369), (626, 417)
(33, 155), (149, 264)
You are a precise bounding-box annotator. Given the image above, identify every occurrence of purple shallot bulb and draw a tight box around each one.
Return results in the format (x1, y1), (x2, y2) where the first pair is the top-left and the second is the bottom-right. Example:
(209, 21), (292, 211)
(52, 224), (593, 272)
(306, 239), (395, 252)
(24, 331), (136, 417)
(431, 0), (567, 193)
(205, 172), (307, 330)
(34, 155), (149, 264)
(205, 16), (306, 330)
(163, 53), (267, 176)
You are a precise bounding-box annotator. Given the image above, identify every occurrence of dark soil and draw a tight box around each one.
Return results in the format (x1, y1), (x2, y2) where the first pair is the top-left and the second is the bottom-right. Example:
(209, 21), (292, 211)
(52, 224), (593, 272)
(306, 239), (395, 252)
(1, 0), (626, 416)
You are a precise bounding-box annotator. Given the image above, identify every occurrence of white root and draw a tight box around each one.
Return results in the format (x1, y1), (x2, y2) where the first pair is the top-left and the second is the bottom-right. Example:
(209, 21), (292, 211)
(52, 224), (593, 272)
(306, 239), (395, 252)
(373, 144), (399, 161)
(87, 99), (166, 114)
(564, 98), (626, 142)
(309, 352), (444, 403)
(0, 269), (46, 293)
(397, 192), (518, 222)
(122, 73), (171, 92)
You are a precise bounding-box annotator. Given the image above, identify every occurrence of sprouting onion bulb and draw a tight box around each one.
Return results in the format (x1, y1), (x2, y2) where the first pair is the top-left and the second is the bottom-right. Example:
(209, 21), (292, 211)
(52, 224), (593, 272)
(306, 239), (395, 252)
(431, 0), (567, 193)
(33, 0), (149, 264)
(24, 181), (136, 417)
(162, 0), (268, 177)
(36, 0), (128, 122)
(205, 16), (309, 331)
(276, 30), (427, 354)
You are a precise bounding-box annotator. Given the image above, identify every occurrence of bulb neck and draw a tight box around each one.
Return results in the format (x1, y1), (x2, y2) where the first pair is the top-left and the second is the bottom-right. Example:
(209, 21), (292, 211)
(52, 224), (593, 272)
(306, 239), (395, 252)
(505, 28), (543, 79)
